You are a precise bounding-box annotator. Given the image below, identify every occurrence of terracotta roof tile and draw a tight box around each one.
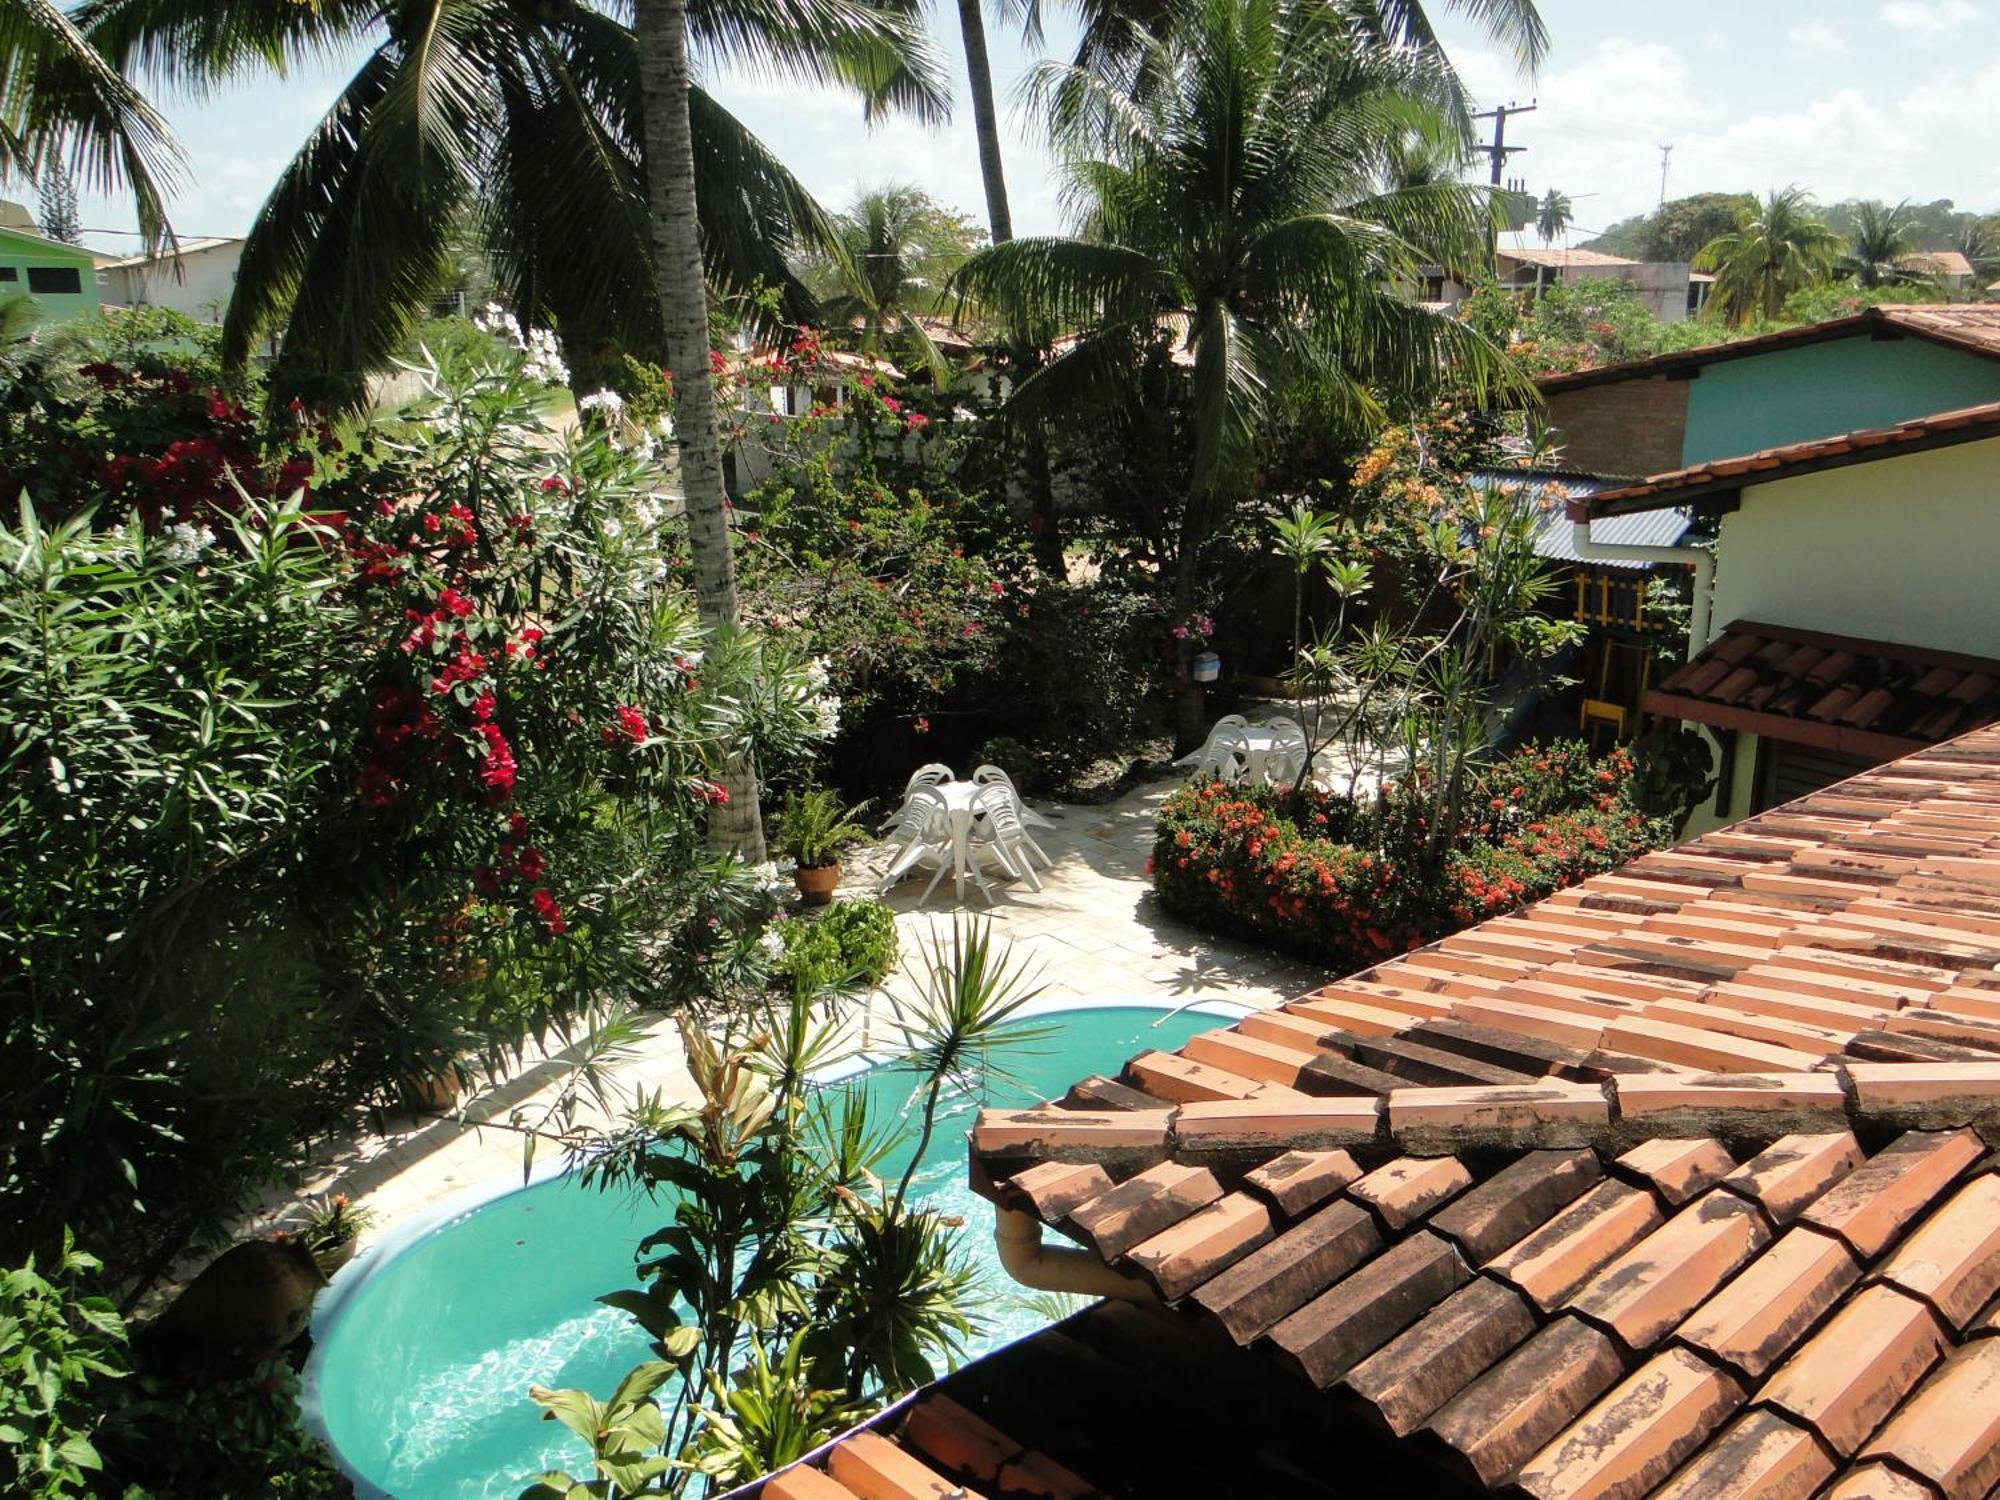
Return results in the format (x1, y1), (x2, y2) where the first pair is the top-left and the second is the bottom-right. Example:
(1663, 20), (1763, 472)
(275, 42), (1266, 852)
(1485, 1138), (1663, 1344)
(1345, 1276), (1538, 1435)
(1189, 1198), (1382, 1343)
(1716, 1131), (1865, 1223)
(1857, 1338), (2000, 1497)
(1066, 1162), (1222, 1260)
(1647, 623), (2000, 762)
(1872, 1173), (2000, 1328)
(1569, 1192), (1773, 1349)
(1425, 1317), (1631, 1487)
(825, 1429), (982, 1498)
(1759, 1283), (1949, 1454)
(1429, 1148), (1603, 1264)
(1673, 1224), (1861, 1380)
(1815, 1462), (1940, 1500)
(1241, 1147), (1362, 1216)
(1122, 1191), (1273, 1299)
(1797, 1129), (1985, 1259)
(1514, 1346), (1748, 1500)
(1614, 1139), (1737, 1205)
(1648, 1409), (1834, 1500)
(1488, 1179), (1666, 1312)
(1268, 1230), (1471, 1387)
(1347, 1155), (1475, 1230)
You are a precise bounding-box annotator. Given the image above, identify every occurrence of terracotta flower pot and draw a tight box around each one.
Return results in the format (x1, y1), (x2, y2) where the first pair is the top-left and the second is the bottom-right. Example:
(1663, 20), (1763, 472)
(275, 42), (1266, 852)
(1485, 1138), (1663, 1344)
(792, 862), (842, 905)
(400, 1065), (463, 1114)
(313, 1234), (362, 1277)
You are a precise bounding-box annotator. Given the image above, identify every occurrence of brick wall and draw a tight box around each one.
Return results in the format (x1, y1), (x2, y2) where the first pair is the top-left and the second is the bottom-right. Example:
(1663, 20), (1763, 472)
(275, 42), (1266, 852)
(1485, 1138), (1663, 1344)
(1544, 375), (1689, 477)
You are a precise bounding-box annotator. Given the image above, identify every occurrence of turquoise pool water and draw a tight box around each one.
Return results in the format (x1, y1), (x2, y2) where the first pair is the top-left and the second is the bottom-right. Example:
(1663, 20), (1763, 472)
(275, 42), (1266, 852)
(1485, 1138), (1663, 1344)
(307, 1004), (1223, 1499)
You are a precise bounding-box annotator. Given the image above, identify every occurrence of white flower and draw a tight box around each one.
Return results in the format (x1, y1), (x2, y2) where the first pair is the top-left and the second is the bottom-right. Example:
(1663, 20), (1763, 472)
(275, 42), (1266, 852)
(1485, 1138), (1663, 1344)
(475, 303), (524, 348)
(633, 435), (658, 464)
(656, 415), (676, 439)
(802, 658), (832, 693)
(156, 522), (215, 566)
(579, 389), (625, 417)
(601, 515), (623, 539)
(520, 326), (569, 387)
(633, 496), (664, 529)
(758, 928), (787, 962)
(808, 692), (842, 738)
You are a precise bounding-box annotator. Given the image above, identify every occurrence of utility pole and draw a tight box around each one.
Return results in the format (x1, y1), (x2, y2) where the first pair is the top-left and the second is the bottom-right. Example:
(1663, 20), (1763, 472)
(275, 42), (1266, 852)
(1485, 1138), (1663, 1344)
(1657, 143), (1674, 208)
(1474, 101), (1536, 185)
(1474, 101), (1535, 262)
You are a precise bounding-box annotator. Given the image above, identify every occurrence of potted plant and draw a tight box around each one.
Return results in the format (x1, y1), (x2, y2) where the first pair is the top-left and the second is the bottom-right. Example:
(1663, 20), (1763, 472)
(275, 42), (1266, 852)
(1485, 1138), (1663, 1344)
(773, 788), (870, 905)
(298, 1193), (376, 1275)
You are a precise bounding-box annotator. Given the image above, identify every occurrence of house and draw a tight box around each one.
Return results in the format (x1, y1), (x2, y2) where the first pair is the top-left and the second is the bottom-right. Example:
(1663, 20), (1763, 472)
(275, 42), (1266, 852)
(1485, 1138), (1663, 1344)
(95, 236), (245, 323)
(1897, 249), (1977, 294)
(1537, 304), (2000, 479)
(1495, 246), (1702, 323)
(1569, 398), (2000, 826)
(0, 214), (101, 324)
(733, 720), (2000, 1500)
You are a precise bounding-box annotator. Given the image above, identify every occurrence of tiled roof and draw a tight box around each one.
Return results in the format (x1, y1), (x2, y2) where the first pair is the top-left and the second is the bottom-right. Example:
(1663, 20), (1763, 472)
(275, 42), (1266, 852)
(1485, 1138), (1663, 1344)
(1897, 251), (1977, 279)
(937, 722), (2000, 1497)
(1569, 399), (2000, 518)
(1536, 305), (2000, 396)
(1648, 621), (2000, 760)
(1499, 247), (1641, 270)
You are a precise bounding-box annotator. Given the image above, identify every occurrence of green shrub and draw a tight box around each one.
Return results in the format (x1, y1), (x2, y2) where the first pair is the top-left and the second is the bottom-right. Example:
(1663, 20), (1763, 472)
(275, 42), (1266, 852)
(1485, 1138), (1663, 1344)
(774, 899), (899, 999)
(1, 1232), (128, 1500)
(772, 788), (871, 868)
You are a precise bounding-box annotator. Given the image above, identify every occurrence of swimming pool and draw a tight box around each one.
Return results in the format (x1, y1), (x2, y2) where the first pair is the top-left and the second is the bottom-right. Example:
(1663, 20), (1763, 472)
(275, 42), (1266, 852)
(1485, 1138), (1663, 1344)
(305, 1002), (1230, 1499)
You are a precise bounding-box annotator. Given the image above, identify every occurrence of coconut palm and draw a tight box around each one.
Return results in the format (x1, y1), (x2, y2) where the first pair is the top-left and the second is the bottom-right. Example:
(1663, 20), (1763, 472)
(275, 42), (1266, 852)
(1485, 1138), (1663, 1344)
(79, 0), (949, 404)
(1536, 188), (1572, 247)
(1693, 187), (1842, 325)
(0, 0), (179, 244)
(810, 183), (977, 377)
(951, 0), (1525, 742)
(1840, 198), (1918, 289)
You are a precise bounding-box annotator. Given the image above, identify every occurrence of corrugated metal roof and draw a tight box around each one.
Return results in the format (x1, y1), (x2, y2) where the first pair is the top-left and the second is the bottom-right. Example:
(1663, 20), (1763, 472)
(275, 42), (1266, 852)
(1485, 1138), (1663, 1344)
(1467, 469), (1694, 571)
(1534, 504), (1693, 569)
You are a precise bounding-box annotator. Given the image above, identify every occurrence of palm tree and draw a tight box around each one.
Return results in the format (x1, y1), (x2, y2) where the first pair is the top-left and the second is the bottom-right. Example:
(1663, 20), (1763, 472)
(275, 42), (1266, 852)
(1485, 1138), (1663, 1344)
(1, 0), (179, 245)
(951, 0), (1524, 744)
(631, 0), (765, 857)
(1693, 186), (1841, 325)
(1954, 218), (1999, 280)
(79, 0), (948, 404)
(1840, 198), (1918, 289)
(811, 184), (973, 377)
(1536, 188), (1572, 247)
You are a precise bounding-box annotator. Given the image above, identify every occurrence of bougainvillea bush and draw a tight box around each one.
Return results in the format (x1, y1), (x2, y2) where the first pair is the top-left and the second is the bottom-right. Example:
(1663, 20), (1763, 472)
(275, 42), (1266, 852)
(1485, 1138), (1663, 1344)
(0, 345), (828, 1278)
(1152, 742), (1667, 970)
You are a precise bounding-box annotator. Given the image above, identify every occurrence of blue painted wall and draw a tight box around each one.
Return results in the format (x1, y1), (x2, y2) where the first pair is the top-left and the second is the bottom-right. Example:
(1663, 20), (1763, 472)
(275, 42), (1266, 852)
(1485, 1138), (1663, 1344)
(1682, 336), (2000, 465)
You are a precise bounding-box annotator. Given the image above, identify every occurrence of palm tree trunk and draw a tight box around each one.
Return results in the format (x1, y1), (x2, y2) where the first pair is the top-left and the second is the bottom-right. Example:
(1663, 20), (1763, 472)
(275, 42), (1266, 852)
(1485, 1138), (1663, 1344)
(633, 0), (767, 862)
(955, 0), (1013, 246)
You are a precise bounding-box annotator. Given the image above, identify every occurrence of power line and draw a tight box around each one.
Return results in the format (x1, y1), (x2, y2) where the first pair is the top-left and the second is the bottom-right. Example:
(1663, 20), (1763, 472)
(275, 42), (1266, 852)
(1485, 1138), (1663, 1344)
(1473, 101), (1536, 187)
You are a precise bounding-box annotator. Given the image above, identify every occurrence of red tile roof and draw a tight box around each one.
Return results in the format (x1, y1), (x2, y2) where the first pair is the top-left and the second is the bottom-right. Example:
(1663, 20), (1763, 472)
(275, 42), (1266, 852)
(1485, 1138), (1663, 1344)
(919, 722), (2000, 1497)
(1567, 399), (2000, 518)
(1536, 304), (2000, 396)
(1647, 621), (2000, 760)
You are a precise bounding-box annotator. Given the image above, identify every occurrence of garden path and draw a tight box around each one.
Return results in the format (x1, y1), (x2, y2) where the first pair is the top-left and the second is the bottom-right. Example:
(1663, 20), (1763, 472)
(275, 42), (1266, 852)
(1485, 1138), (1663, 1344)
(252, 774), (1323, 1258)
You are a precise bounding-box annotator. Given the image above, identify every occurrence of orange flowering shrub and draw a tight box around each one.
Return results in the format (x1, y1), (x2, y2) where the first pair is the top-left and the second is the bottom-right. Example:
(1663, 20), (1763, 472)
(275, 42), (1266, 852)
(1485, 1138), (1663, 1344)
(1152, 742), (1665, 969)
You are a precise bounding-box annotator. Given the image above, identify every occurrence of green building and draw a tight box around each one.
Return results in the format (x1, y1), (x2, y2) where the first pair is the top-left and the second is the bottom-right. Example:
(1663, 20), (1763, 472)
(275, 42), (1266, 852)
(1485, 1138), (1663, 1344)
(0, 215), (102, 324)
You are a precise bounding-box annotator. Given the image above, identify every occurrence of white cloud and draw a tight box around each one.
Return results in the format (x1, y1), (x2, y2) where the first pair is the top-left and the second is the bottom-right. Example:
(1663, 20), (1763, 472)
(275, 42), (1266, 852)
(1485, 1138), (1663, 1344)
(1788, 20), (1848, 54)
(1877, 0), (1980, 35)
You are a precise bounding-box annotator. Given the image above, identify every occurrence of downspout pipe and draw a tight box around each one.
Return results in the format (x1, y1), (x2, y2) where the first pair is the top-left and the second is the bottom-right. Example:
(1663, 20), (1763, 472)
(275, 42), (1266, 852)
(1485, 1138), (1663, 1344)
(1568, 516), (1714, 661)
(993, 1207), (1155, 1302)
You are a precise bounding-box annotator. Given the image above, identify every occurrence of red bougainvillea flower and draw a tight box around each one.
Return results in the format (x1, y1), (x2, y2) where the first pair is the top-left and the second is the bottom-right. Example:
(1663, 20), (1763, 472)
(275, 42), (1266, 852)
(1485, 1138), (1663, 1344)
(477, 723), (516, 799)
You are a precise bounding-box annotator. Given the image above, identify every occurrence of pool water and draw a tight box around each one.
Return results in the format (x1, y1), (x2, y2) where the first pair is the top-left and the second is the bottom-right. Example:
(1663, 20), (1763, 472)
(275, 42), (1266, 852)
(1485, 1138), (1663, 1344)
(307, 1004), (1223, 1499)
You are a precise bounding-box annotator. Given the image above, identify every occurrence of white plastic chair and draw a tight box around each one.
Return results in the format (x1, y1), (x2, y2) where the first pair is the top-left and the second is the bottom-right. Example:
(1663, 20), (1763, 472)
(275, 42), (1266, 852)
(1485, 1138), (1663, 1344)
(878, 786), (952, 897)
(883, 764), (955, 831)
(971, 764), (1056, 833)
(968, 783), (1042, 892)
(971, 768), (1053, 867)
(1264, 717), (1311, 786)
(1194, 725), (1251, 783)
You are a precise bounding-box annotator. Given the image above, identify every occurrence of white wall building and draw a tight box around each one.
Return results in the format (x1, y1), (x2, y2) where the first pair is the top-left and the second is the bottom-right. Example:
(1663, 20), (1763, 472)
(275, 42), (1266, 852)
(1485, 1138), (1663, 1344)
(96, 237), (244, 323)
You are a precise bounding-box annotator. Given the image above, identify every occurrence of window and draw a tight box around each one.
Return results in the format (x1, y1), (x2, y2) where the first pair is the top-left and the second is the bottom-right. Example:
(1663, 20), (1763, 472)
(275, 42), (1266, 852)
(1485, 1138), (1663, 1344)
(27, 265), (82, 295)
(0, 266), (16, 282)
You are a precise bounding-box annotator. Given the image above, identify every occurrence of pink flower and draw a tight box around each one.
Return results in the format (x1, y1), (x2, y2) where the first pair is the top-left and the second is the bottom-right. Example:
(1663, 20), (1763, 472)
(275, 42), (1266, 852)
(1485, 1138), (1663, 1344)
(1171, 624), (1191, 640)
(905, 411), (929, 430)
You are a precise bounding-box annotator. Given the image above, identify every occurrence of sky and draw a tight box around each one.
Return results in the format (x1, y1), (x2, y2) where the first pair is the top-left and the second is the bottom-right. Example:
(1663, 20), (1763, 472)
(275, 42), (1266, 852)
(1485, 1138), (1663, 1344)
(58, 0), (2000, 258)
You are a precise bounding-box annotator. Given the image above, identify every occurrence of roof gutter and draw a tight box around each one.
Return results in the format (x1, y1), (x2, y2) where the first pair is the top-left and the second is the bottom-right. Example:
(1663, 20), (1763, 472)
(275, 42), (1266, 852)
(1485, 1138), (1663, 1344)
(993, 1207), (1156, 1302)
(1569, 519), (1714, 661)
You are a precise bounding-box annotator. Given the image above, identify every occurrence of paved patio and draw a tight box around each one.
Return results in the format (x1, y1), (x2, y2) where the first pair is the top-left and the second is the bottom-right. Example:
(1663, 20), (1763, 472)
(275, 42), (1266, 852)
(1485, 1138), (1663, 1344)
(258, 773), (1322, 1248)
